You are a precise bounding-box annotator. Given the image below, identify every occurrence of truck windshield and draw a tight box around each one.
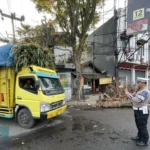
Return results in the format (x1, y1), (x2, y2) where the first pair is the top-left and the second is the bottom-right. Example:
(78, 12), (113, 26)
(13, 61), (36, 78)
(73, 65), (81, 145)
(39, 77), (64, 95)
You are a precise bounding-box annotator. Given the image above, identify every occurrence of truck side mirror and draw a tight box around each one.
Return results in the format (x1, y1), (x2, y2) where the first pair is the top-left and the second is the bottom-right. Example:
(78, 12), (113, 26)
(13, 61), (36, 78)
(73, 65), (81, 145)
(35, 80), (40, 90)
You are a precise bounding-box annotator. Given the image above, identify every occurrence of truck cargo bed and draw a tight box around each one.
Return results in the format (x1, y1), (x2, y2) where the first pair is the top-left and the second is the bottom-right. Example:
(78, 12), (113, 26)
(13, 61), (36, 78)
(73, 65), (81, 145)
(0, 67), (15, 108)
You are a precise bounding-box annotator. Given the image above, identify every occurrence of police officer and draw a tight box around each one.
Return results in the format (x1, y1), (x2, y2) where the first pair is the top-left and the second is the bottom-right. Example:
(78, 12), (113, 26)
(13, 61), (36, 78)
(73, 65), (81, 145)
(125, 77), (150, 146)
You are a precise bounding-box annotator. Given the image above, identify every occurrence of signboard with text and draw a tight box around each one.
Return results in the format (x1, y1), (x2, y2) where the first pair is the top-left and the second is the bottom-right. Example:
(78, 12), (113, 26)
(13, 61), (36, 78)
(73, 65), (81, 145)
(127, 0), (150, 35)
(99, 78), (112, 85)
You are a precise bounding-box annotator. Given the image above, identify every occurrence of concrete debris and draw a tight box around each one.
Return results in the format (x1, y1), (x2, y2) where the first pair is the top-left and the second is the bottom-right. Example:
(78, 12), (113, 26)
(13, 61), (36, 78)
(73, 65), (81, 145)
(97, 85), (136, 108)
(93, 125), (97, 128)
(101, 128), (105, 131)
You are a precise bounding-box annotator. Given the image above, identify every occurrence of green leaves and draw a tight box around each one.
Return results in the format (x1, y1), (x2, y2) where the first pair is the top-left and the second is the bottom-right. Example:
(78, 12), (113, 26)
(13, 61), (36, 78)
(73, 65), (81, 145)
(13, 44), (55, 72)
(32, 0), (104, 46)
(16, 23), (68, 48)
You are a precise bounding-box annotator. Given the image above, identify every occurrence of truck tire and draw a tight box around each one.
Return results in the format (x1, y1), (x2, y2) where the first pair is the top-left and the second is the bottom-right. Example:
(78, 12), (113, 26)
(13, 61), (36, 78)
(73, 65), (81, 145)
(17, 108), (35, 129)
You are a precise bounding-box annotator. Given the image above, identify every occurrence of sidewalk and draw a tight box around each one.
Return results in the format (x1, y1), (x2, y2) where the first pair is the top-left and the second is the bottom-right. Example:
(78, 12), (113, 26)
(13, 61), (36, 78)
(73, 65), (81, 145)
(67, 95), (99, 107)
(67, 94), (133, 108)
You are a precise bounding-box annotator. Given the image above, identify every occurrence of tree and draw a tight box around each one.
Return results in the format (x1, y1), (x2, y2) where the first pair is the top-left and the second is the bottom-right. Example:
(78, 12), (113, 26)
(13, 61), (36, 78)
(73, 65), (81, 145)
(32, 0), (104, 100)
(17, 18), (69, 48)
(17, 24), (42, 45)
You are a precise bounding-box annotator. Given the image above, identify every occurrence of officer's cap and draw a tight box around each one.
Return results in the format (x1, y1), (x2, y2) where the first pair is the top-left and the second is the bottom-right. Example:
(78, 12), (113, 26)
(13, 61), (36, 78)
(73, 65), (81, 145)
(137, 77), (149, 83)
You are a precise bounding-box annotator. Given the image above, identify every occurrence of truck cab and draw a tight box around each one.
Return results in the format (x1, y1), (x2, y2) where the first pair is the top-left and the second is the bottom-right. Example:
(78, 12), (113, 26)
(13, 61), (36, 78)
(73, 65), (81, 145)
(0, 65), (67, 128)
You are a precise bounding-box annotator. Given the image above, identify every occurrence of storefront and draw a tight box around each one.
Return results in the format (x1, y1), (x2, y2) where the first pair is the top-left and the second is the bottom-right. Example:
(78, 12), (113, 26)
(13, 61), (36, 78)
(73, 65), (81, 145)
(118, 62), (149, 86)
(119, 69), (131, 85)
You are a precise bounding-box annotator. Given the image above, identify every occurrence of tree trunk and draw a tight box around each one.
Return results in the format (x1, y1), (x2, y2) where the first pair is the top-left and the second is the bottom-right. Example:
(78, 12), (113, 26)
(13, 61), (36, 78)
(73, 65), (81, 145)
(74, 55), (82, 101)
(72, 39), (85, 101)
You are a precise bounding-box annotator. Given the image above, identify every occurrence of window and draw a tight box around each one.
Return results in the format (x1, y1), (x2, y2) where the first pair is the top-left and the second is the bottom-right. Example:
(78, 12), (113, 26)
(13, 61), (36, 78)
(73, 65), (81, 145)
(39, 77), (64, 95)
(19, 77), (37, 94)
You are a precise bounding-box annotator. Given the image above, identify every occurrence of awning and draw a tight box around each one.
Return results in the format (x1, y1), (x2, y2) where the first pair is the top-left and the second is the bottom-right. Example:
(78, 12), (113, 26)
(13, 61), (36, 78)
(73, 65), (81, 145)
(82, 74), (107, 79)
(118, 62), (148, 71)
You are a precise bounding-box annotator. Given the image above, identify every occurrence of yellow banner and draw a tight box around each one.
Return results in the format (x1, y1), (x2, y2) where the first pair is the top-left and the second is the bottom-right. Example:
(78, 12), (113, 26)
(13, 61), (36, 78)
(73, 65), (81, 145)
(99, 78), (112, 85)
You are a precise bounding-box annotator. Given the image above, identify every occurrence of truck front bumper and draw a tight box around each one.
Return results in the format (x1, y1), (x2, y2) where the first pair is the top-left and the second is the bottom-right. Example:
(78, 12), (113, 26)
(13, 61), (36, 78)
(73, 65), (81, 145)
(40, 105), (67, 120)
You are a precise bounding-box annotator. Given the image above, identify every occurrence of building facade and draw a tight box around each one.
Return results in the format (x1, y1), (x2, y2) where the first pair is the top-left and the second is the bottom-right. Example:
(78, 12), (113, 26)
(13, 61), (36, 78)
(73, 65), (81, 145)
(117, 8), (150, 87)
(87, 8), (150, 88)
(54, 46), (76, 100)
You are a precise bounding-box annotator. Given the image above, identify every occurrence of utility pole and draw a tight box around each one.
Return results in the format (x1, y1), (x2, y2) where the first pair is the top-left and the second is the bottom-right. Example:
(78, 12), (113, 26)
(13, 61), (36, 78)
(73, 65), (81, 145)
(114, 0), (119, 95)
(92, 22), (96, 95)
(0, 10), (25, 43)
(92, 40), (95, 95)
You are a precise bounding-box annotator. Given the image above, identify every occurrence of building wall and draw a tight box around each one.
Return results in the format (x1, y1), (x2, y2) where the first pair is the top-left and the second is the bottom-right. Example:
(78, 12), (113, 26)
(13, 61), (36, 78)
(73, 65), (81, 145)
(87, 17), (117, 76)
(135, 71), (145, 81)
(54, 46), (73, 65)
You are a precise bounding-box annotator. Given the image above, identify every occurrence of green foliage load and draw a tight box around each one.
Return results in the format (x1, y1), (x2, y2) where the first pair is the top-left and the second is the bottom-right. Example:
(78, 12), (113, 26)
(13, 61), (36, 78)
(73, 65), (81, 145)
(13, 44), (55, 72)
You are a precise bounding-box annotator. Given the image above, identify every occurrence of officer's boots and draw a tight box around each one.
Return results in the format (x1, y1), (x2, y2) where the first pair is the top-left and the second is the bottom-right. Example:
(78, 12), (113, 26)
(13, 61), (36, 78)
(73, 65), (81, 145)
(136, 140), (148, 146)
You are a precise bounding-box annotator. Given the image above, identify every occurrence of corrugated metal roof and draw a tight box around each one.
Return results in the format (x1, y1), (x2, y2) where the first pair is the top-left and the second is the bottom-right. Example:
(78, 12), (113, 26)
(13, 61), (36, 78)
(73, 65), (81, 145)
(82, 73), (106, 79)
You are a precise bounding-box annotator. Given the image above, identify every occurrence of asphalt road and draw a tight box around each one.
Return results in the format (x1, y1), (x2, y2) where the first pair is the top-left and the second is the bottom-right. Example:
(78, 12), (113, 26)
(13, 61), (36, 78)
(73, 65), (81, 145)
(2, 108), (150, 150)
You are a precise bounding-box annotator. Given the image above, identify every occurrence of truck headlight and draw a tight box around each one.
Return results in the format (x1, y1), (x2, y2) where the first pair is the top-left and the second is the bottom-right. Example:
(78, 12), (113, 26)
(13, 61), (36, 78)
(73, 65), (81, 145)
(40, 102), (51, 112)
(62, 100), (66, 105)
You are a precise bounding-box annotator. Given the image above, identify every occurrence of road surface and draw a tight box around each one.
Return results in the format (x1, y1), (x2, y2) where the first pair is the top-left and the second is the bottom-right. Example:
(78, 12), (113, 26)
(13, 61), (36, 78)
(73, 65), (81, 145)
(1, 108), (150, 150)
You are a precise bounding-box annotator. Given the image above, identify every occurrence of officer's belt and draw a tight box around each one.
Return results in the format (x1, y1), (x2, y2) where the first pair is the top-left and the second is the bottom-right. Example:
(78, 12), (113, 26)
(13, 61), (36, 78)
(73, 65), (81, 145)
(133, 106), (147, 110)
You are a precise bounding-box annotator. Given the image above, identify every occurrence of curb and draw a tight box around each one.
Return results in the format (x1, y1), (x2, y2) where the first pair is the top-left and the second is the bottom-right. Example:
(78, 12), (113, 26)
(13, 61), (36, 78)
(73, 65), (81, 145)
(67, 103), (150, 109)
(67, 102), (97, 107)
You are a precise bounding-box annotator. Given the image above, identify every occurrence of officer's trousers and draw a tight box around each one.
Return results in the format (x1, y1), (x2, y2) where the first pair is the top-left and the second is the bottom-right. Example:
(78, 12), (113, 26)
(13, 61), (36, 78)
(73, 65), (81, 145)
(134, 110), (149, 143)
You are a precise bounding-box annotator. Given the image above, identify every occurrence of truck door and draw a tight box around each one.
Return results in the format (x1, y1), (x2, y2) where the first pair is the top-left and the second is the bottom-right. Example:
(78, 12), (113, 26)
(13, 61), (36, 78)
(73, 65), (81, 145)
(15, 76), (40, 118)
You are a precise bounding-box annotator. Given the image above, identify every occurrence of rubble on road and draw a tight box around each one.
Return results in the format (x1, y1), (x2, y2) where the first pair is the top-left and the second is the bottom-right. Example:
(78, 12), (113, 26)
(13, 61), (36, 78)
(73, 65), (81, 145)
(67, 84), (150, 109)
(96, 85), (134, 108)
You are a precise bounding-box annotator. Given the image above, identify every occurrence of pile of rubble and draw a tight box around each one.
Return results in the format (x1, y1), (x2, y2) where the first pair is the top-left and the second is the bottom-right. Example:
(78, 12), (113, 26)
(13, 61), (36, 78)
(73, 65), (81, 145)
(96, 85), (136, 108)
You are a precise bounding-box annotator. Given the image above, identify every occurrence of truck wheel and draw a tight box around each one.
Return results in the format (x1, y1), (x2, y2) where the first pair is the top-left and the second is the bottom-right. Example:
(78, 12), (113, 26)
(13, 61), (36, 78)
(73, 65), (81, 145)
(17, 108), (35, 129)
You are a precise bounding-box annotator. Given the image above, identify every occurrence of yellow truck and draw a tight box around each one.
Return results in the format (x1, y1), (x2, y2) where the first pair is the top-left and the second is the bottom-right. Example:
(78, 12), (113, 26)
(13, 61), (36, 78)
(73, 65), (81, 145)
(0, 65), (67, 128)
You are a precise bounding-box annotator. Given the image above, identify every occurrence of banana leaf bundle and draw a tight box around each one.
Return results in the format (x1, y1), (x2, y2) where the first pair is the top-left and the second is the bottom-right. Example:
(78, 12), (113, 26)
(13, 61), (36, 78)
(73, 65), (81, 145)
(13, 44), (55, 72)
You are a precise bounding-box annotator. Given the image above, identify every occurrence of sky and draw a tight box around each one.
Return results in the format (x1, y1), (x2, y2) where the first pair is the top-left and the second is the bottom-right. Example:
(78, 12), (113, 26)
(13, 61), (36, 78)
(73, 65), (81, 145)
(0, 0), (126, 45)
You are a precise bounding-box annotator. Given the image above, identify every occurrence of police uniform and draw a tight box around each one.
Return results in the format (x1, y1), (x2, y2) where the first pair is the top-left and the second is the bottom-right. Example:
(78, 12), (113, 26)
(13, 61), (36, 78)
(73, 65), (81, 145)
(127, 78), (150, 146)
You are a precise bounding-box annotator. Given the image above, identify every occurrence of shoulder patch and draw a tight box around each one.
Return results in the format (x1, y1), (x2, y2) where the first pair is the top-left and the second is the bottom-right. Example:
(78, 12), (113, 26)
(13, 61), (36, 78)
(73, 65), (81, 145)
(138, 91), (149, 101)
(141, 91), (148, 97)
